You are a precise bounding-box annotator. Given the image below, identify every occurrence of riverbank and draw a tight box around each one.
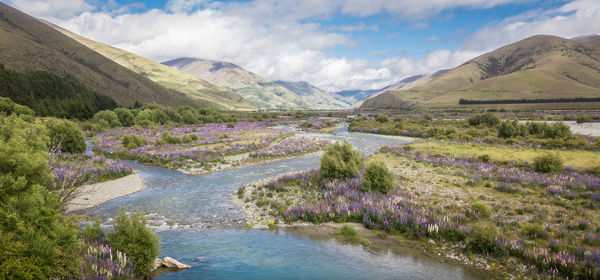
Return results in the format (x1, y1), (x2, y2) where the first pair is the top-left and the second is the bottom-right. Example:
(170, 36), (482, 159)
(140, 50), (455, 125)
(283, 222), (505, 279)
(65, 172), (146, 213)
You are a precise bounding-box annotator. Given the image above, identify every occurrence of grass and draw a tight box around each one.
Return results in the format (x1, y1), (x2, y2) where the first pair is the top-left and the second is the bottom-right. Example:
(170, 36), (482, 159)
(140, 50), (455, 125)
(407, 140), (600, 169)
(330, 225), (371, 245)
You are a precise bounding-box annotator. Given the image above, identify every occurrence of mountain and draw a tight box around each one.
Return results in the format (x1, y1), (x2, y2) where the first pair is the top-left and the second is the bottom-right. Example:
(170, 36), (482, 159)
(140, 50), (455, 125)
(352, 70), (449, 108)
(0, 3), (224, 110)
(334, 89), (380, 104)
(274, 81), (352, 110)
(48, 23), (256, 111)
(570, 34), (600, 43)
(361, 35), (600, 110)
(163, 58), (312, 110)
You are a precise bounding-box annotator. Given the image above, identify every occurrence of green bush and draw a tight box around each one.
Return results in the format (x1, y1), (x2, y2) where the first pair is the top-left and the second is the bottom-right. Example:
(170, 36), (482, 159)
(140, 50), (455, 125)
(107, 208), (160, 276)
(121, 134), (147, 149)
(466, 221), (498, 254)
(471, 202), (491, 218)
(476, 154), (491, 163)
(45, 118), (86, 153)
(522, 223), (548, 240)
(114, 108), (134, 127)
(161, 131), (182, 144)
(0, 114), (80, 278)
(362, 161), (394, 193)
(320, 142), (363, 181)
(588, 166), (600, 176)
(468, 113), (500, 127)
(576, 116), (589, 124)
(92, 110), (121, 129)
(0, 96), (34, 116)
(375, 114), (389, 123)
(533, 154), (563, 173)
(181, 134), (198, 143)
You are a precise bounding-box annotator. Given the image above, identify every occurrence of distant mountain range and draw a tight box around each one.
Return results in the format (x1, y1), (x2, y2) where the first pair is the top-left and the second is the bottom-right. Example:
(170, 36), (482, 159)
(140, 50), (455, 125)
(163, 58), (313, 110)
(361, 34), (600, 110)
(274, 81), (353, 109)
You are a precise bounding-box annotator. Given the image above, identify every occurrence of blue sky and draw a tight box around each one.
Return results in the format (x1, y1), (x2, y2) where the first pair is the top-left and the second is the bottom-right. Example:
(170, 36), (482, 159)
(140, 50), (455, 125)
(4, 0), (599, 91)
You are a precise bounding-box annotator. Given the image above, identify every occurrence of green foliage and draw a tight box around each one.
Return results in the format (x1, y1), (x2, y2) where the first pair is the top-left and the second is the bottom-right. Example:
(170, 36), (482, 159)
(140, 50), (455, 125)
(330, 225), (369, 245)
(533, 153), (563, 173)
(0, 114), (80, 278)
(161, 131), (182, 144)
(45, 118), (86, 153)
(181, 134), (198, 143)
(576, 116), (589, 124)
(0, 63), (116, 119)
(498, 120), (525, 138)
(362, 161), (394, 193)
(522, 223), (548, 240)
(588, 166), (600, 176)
(134, 108), (168, 126)
(471, 202), (491, 218)
(114, 108), (135, 127)
(0, 96), (34, 116)
(466, 221), (498, 254)
(468, 113), (500, 127)
(80, 219), (103, 243)
(121, 134), (148, 149)
(375, 114), (389, 123)
(93, 110), (122, 129)
(476, 154), (491, 163)
(320, 142), (363, 181)
(107, 208), (160, 276)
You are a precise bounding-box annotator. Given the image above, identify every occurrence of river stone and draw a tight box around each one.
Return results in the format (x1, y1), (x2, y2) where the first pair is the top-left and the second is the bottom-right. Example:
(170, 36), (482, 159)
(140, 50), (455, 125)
(153, 258), (164, 270)
(162, 257), (191, 269)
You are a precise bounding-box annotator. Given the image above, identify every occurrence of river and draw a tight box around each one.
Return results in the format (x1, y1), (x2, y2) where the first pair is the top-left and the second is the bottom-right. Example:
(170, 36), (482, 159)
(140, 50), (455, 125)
(81, 126), (484, 280)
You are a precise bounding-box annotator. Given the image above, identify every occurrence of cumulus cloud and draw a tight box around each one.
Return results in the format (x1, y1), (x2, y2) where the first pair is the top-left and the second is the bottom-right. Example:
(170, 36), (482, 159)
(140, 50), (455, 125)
(4, 0), (599, 91)
(4, 0), (94, 18)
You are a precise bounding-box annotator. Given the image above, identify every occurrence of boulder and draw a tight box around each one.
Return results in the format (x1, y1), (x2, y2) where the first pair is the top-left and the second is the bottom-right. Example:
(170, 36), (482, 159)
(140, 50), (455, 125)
(152, 256), (190, 270)
(162, 257), (191, 269)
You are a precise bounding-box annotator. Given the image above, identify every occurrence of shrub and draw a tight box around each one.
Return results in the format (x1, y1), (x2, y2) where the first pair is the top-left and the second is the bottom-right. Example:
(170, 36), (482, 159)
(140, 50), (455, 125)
(466, 221), (498, 254)
(533, 154), (563, 173)
(468, 113), (500, 127)
(498, 120), (525, 138)
(471, 202), (491, 218)
(93, 110), (121, 129)
(122, 134), (147, 149)
(362, 161), (394, 193)
(45, 118), (86, 153)
(161, 131), (181, 144)
(522, 223), (548, 240)
(107, 208), (160, 276)
(181, 134), (198, 143)
(0, 96), (34, 116)
(114, 108), (134, 127)
(476, 154), (491, 163)
(576, 116), (589, 124)
(375, 114), (389, 123)
(320, 142), (363, 181)
(588, 166), (600, 176)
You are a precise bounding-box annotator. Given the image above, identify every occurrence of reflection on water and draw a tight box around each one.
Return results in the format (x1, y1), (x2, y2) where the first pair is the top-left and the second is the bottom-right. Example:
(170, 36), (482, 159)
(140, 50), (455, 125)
(83, 126), (483, 279)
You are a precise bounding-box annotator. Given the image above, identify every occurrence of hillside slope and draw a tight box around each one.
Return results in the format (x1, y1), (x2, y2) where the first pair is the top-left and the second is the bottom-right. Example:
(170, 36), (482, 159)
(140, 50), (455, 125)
(0, 3), (218, 109)
(50, 24), (256, 111)
(361, 35), (600, 110)
(274, 81), (352, 110)
(163, 58), (312, 110)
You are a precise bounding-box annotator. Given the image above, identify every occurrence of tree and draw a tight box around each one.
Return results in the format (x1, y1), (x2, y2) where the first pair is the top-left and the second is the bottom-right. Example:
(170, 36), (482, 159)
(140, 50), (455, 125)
(45, 118), (86, 153)
(320, 141), (363, 180)
(92, 110), (122, 129)
(114, 108), (135, 127)
(0, 114), (79, 278)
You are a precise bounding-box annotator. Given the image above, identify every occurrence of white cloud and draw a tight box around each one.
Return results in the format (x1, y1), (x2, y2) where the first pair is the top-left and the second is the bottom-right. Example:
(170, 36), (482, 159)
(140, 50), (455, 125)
(4, 0), (94, 18)
(5, 0), (600, 92)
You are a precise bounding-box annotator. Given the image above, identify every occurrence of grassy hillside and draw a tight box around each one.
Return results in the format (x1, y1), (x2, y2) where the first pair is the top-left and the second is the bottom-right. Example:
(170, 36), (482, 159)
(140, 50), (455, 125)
(361, 35), (600, 110)
(163, 58), (312, 110)
(274, 81), (351, 110)
(0, 3), (226, 109)
(50, 24), (256, 111)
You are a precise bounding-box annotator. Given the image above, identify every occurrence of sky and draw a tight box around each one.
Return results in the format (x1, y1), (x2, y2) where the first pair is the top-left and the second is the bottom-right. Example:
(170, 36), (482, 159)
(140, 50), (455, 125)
(3, 0), (600, 91)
